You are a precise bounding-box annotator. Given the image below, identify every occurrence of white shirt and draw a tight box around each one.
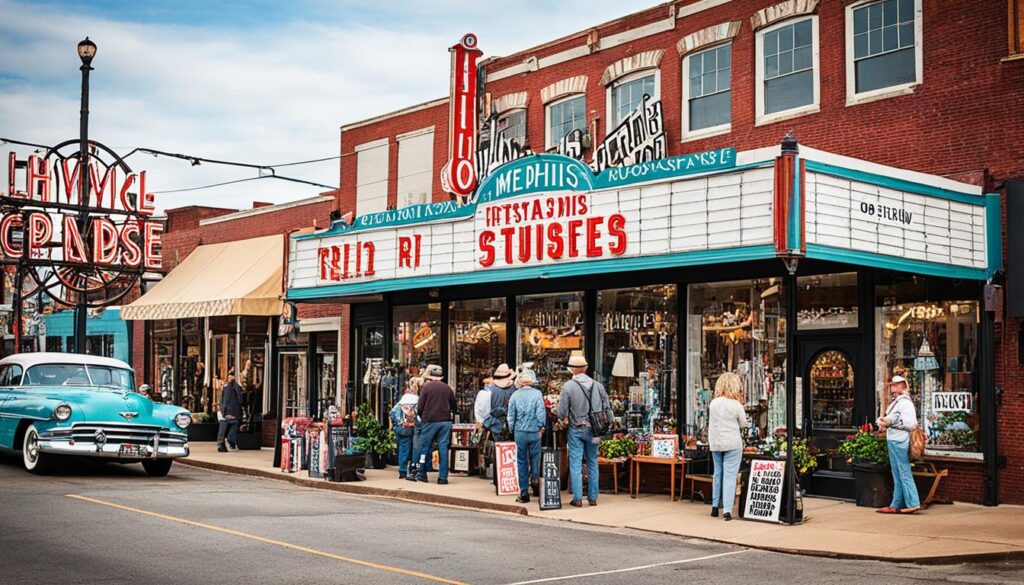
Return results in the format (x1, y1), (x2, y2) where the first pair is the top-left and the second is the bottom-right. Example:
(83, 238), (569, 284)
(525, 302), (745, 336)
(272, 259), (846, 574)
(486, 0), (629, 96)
(884, 395), (918, 442)
(708, 397), (748, 452)
(474, 389), (492, 424)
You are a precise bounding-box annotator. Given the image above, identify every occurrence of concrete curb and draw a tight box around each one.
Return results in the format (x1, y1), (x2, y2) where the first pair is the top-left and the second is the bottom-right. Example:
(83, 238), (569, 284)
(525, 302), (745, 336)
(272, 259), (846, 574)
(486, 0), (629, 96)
(178, 458), (1024, 565)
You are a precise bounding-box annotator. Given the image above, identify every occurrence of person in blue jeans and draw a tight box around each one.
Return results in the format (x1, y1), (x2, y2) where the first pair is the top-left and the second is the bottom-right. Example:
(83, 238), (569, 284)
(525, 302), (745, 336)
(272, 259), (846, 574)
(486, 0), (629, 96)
(409, 364), (456, 485)
(389, 377), (420, 479)
(507, 369), (546, 503)
(556, 355), (613, 507)
(708, 373), (748, 520)
(877, 375), (922, 514)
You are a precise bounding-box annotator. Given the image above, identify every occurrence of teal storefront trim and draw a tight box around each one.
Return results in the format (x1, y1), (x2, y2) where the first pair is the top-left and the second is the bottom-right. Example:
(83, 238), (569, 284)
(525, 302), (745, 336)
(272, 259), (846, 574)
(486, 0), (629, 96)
(804, 160), (987, 206)
(40, 308), (129, 362)
(288, 244), (778, 300)
(804, 244), (990, 280)
(985, 193), (1003, 276)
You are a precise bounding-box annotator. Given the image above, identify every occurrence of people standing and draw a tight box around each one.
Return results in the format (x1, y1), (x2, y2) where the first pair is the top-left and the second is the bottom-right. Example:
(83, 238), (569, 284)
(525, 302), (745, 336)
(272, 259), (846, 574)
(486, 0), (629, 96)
(507, 369), (546, 503)
(217, 374), (244, 453)
(474, 377), (493, 427)
(877, 375), (922, 514)
(485, 364), (516, 442)
(409, 365), (456, 484)
(708, 372), (748, 520)
(556, 355), (613, 507)
(390, 377), (420, 479)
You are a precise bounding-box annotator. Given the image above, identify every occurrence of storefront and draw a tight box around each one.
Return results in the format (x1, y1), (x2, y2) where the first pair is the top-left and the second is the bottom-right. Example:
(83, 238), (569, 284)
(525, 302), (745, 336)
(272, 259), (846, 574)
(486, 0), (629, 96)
(287, 140), (1001, 500)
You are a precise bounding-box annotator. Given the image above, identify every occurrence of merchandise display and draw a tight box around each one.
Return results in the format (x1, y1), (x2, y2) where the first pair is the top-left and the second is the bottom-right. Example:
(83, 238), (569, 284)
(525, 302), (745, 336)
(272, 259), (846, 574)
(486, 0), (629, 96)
(796, 273), (859, 330)
(449, 298), (506, 423)
(394, 302), (441, 386)
(809, 350), (855, 429)
(517, 293), (584, 392)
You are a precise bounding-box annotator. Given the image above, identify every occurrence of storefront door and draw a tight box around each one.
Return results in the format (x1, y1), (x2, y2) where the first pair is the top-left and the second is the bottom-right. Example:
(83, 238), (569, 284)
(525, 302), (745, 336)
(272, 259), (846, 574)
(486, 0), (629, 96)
(279, 351), (307, 419)
(796, 336), (863, 442)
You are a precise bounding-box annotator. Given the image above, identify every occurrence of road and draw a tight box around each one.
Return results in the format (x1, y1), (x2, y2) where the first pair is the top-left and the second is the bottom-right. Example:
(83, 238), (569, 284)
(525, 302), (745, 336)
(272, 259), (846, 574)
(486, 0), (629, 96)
(1, 455), (1022, 585)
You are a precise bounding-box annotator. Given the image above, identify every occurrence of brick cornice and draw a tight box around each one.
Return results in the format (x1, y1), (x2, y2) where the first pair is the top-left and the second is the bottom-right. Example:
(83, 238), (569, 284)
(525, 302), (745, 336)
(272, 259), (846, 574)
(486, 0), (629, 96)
(750, 0), (820, 31)
(600, 49), (665, 86)
(540, 75), (589, 104)
(676, 21), (743, 56)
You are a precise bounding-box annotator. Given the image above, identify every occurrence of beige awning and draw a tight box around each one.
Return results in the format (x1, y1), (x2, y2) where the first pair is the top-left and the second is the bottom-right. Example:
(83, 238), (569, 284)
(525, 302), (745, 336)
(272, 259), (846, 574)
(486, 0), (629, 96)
(122, 234), (283, 320)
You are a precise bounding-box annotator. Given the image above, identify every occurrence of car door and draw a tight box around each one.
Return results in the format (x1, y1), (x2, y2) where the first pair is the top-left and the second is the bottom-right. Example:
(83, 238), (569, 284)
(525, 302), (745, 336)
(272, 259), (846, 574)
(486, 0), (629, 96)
(0, 365), (18, 448)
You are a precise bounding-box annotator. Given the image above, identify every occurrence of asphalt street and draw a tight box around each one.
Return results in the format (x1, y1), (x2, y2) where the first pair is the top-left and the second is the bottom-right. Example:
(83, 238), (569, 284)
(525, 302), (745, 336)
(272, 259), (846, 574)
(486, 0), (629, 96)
(1, 454), (1022, 585)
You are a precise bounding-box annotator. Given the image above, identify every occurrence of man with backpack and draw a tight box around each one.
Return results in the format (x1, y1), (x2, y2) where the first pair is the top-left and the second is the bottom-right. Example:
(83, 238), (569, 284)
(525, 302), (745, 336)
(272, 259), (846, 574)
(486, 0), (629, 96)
(484, 364), (516, 442)
(557, 355), (614, 507)
(390, 378), (420, 479)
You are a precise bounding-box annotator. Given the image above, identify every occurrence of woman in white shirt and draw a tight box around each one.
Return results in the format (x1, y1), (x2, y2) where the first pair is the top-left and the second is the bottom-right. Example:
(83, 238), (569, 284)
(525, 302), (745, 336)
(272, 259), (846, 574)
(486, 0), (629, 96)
(877, 375), (921, 514)
(707, 372), (748, 521)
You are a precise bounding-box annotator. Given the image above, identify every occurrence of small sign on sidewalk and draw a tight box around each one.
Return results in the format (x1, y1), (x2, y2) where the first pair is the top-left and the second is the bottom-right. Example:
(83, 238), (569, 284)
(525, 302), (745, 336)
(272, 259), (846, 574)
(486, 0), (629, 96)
(743, 459), (786, 523)
(494, 442), (520, 496)
(540, 448), (562, 510)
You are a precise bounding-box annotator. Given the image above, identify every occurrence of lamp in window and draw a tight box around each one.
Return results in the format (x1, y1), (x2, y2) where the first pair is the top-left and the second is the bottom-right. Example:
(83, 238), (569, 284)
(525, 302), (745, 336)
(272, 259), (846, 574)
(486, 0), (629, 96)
(914, 339), (939, 371)
(611, 351), (635, 396)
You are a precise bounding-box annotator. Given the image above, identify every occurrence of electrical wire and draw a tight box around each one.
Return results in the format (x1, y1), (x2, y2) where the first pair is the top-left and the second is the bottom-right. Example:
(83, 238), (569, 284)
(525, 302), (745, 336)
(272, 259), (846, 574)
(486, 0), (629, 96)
(150, 175), (269, 194)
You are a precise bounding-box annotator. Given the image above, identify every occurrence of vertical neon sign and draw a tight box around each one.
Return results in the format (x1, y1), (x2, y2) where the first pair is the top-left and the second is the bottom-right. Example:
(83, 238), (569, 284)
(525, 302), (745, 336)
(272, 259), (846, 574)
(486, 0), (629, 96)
(440, 33), (482, 201)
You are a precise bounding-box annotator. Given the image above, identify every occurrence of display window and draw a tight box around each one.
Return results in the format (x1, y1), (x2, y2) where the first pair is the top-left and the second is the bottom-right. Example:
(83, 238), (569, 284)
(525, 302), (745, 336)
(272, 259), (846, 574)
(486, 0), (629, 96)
(517, 292), (584, 394)
(152, 319), (177, 404)
(687, 279), (787, 443)
(876, 289), (980, 457)
(808, 349), (856, 430)
(596, 285), (678, 434)
(797, 272), (858, 329)
(449, 298), (506, 424)
(393, 303), (442, 383)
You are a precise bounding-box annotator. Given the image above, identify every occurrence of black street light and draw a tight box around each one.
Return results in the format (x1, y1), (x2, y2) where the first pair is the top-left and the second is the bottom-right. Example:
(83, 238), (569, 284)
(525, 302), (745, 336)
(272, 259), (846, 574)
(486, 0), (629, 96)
(75, 36), (96, 354)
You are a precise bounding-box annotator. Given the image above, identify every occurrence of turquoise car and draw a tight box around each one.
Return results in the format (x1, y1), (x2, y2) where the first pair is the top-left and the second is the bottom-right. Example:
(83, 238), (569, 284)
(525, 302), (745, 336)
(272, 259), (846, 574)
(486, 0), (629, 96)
(0, 353), (191, 476)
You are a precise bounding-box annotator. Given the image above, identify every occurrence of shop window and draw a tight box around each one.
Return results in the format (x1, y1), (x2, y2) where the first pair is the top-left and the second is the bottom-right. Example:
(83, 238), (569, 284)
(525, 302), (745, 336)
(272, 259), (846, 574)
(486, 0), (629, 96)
(756, 16), (819, 123)
(597, 285), (677, 434)
(396, 128), (434, 208)
(546, 94), (586, 150)
(355, 139), (389, 215)
(180, 318), (203, 409)
(393, 303), (442, 384)
(687, 279), (787, 443)
(280, 350), (308, 419)
(797, 272), (859, 330)
(449, 298), (507, 424)
(809, 349), (856, 430)
(683, 43), (732, 137)
(876, 292), (980, 457)
(846, 0), (921, 100)
(85, 334), (114, 358)
(152, 319), (177, 406)
(609, 71), (658, 128)
(315, 334), (338, 415)
(517, 292), (584, 394)
(354, 324), (384, 415)
(45, 337), (63, 352)
(240, 317), (269, 420)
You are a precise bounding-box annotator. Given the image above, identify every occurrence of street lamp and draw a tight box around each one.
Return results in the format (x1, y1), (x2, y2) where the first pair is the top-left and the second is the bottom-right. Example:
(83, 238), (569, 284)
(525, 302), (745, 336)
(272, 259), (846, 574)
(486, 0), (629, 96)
(75, 37), (96, 354)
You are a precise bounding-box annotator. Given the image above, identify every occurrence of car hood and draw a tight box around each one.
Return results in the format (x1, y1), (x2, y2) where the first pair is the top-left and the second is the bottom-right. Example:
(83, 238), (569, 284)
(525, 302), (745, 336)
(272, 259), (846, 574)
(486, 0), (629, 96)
(35, 387), (171, 426)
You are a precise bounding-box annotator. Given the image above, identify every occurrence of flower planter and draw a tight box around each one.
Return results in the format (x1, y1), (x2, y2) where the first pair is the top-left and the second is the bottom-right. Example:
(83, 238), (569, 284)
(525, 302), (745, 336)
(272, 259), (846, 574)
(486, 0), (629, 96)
(853, 461), (893, 508)
(235, 432), (262, 450)
(367, 452), (388, 469)
(187, 422), (219, 442)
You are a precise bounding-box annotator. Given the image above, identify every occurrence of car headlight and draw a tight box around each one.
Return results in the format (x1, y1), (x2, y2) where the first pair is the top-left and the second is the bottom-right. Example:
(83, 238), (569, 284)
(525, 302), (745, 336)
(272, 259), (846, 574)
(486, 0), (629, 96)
(174, 412), (192, 429)
(54, 404), (73, 421)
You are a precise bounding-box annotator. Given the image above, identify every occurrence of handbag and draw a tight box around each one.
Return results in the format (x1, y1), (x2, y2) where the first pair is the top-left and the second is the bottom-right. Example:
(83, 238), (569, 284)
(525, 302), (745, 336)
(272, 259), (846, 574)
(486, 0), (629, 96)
(580, 381), (611, 437)
(909, 426), (926, 459)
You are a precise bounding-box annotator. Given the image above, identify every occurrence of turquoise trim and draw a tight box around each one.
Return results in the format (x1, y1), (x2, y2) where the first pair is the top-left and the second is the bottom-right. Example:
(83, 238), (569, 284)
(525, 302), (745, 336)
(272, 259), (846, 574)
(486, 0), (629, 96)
(287, 244), (778, 300)
(805, 244), (989, 280)
(804, 160), (987, 206)
(788, 155), (802, 251)
(985, 193), (1003, 276)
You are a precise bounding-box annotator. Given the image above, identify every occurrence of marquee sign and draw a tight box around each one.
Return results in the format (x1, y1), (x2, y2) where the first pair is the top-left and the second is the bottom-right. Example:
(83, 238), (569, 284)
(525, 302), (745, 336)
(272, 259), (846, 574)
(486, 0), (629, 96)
(439, 33), (482, 201)
(1, 139), (163, 307)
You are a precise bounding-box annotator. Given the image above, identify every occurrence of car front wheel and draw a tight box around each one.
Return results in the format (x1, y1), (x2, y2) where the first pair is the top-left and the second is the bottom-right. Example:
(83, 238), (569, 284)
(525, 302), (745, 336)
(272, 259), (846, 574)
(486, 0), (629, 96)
(141, 459), (173, 477)
(23, 424), (55, 474)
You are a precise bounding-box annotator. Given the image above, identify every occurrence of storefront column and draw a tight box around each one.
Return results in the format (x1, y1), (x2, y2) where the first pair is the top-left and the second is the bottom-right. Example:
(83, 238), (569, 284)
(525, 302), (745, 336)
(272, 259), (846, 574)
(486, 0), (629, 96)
(504, 295), (517, 366)
(784, 272), (799, 525)
(306, 333), (317, 419)
(980, 288), (998, 506)
(143, 320), (152, 388)
(675, 284), (686, 439)
(440, 299), (450, 381)
(857, 268), (876, 429)
(584, 290), (597, 375)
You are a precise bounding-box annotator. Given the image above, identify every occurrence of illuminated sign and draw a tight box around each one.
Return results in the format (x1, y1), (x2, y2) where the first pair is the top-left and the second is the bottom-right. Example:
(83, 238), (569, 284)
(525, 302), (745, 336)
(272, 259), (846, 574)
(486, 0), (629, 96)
(439, 33), (482, 201)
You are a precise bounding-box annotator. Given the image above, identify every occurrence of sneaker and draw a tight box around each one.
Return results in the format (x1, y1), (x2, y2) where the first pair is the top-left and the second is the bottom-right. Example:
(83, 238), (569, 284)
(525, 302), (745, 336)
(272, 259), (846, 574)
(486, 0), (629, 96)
(437, 478), (449, 485)
(569, 500), (583, 508)
(217, 444), (228, 453)
(515, 495), (530, 503)
(711, 507), (719, 518)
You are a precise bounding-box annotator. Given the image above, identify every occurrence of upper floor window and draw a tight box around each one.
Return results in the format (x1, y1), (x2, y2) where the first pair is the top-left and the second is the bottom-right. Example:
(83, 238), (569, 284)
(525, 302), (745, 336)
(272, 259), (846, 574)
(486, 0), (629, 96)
(496, 109), (527, 147)
(396, 127), (434, 209)
(683, 42), (732, 138)
(1011, 0), (1024, 58)
(846, 0), (922, 100)
(756, 16), (819, 124)
(355, 138), (389, 215)
(546, 94), (587, 149)
(610, 71), (658, 128)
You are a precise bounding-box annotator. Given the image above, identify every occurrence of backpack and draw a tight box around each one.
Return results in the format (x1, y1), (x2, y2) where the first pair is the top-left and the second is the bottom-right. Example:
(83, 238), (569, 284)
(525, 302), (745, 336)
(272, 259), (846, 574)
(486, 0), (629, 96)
(567, 379), (611, 437)
(390, 402), (416, 437)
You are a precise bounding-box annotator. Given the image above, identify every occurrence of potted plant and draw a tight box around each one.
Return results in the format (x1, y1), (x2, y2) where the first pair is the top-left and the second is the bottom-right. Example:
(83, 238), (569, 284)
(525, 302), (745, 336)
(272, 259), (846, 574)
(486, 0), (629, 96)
(838, 424), (891, 507)
(759, 435), (818, 492)
(598, 434), (637, 460)
(353, 404), (395, 469)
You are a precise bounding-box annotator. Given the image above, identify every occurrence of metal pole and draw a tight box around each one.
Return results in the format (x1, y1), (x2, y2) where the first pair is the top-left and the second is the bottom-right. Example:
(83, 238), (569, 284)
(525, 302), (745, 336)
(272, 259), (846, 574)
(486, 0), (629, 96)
(784, 273), (798, 525)
(74, 58), (92, 354)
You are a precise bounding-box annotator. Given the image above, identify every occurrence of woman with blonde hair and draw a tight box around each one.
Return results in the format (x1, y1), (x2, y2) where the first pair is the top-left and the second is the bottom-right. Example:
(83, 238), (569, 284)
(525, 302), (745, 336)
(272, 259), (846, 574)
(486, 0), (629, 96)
(708, 372), (748, 520)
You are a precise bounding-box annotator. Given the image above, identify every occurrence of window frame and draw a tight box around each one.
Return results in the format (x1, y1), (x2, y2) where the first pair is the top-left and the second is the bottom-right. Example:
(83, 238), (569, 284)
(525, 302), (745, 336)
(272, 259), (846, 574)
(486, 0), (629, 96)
(754, 15), (821, 126)
(845, 0), (924, 106)
(495, 108), (528, 148)
(681, 41), (733, 142)
(544, 93), (587, 151)
(605, 69), (661, 132)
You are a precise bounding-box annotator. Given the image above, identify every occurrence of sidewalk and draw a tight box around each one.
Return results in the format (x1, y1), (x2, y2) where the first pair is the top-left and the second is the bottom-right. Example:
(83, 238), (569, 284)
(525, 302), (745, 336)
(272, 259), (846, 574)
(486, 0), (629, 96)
(179, 443), (1024, 564)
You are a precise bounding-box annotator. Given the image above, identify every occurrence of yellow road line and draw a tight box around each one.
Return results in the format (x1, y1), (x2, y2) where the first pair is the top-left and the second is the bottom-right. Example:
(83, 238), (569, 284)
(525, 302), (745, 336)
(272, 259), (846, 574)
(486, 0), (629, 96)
(66, 494), (469, 585)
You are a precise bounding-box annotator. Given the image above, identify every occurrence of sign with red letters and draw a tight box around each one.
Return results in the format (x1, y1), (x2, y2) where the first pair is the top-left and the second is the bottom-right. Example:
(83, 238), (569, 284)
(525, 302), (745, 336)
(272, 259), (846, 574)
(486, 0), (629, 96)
(494, 441), (520, 496)
(440, 34), (482, 200)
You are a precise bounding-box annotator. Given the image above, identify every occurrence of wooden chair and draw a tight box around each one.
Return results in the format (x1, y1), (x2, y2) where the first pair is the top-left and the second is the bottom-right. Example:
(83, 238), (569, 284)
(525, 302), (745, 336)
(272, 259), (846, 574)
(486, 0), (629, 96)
(912, 461), (948, 506)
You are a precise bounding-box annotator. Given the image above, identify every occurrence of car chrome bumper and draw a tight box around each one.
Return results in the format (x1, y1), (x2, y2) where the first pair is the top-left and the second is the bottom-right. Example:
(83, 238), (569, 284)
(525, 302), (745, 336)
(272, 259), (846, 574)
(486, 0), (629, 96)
(38, 425), (189, 460)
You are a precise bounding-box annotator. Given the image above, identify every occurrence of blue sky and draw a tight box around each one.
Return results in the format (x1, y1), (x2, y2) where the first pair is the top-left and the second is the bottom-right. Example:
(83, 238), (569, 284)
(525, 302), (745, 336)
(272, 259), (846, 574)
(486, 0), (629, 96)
(0, 0), (658, 210)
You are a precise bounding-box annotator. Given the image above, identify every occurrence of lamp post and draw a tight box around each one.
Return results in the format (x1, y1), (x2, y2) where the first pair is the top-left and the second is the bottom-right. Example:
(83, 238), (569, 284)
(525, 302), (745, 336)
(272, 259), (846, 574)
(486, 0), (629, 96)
(75, 37), (96, 354)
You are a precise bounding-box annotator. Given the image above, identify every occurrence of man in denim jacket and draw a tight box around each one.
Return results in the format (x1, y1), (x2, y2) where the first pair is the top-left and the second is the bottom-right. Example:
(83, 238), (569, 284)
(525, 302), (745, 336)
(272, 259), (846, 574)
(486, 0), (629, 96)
(507, 369), (546, 503)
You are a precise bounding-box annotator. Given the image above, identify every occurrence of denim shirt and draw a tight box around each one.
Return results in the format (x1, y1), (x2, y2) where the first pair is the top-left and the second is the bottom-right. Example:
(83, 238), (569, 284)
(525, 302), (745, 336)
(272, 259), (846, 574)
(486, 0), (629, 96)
(507, 387), (546, 434)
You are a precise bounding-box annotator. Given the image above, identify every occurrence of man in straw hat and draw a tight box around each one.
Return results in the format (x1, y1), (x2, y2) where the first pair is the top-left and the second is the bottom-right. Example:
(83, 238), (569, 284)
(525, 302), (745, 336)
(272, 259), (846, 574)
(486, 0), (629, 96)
(409, 364), (456, 484)
(557, 355), (613, 507)
(508, 369), (546, 503)
(484, 364), (516, 442)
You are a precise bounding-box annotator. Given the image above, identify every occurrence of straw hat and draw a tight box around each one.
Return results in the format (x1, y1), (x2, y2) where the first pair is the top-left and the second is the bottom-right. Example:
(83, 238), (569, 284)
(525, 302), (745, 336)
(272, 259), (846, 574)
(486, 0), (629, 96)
(423, 364), (443, 380)
(493, 363), (515, 388)
(567, 355), (588, 369)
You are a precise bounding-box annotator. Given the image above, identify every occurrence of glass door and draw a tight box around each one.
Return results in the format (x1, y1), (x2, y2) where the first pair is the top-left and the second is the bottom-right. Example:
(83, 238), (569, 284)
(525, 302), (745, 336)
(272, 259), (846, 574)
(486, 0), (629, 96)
(797, 336), (861, 438)
(280, 351), (308, 420)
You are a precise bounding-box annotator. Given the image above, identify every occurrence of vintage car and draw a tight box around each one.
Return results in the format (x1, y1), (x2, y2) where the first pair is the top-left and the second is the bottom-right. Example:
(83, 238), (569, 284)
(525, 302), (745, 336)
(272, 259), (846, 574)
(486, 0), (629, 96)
(0, 353), (191, 476)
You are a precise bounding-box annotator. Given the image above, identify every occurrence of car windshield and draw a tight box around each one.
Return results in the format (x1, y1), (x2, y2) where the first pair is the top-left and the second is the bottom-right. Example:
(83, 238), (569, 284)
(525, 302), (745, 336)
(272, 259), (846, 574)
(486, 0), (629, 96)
(23, 364), (135, 390)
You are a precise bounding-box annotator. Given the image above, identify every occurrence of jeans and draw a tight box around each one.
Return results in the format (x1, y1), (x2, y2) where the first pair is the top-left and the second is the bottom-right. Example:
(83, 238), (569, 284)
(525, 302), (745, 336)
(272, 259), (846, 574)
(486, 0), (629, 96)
(568, 426), (599, 502)
(712, 449), (743, 514)
(416, 421), (452, 481)
(217, 419), (239, 446)
(887, 437), (921, 509)
(515, 431), (542, 497)
(396, 432), (414, 476)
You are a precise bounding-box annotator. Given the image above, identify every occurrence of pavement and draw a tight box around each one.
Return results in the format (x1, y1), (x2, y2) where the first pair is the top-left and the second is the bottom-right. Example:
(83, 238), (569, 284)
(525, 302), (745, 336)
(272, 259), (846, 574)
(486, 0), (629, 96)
(181, 443), (1024, 564)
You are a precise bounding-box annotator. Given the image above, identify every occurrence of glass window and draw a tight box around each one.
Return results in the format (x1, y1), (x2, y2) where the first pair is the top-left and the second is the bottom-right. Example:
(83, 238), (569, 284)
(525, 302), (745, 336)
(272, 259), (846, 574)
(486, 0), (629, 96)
(688, 43), (732, 132)
(497, 109), (527, 147)
(85, 334), (114, 358)
(180, 318), (204, 409)
(687, 279), (787, 443)
(280, 351), (308, 419)
(597, 285), (677, 433)
(449, 298), (507, 424)
(547, 95), (587, 148)
(517, 292), (585, 394)
(876, 278), (980, 456)
(152, 319), (177, 405)
(809, 349), (856, 430)
(611, 73), (657, 127)
(394, 303), (442, 382)
(0, 364), (22, 385)
(763, 18), (815, 115)
(797, 272), (859, 329)
(852, 0), (917, 94)
(315, 334), (338, 416)
(45, 337), (63, 352)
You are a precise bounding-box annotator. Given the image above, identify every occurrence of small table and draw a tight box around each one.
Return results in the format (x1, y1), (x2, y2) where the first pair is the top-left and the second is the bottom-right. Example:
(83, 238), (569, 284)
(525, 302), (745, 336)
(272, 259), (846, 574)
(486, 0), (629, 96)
(629, 455), (687, 500)
(597, 456), (627, 495)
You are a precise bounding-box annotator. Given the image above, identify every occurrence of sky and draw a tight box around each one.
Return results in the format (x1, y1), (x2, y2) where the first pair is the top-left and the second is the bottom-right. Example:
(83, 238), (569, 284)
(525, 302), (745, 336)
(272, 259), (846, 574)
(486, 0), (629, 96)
(0, 0), (658, 212)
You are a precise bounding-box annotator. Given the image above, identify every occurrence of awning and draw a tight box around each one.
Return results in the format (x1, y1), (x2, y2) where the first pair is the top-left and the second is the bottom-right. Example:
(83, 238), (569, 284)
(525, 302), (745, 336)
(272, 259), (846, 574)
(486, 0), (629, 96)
(122, 234), (283, 320)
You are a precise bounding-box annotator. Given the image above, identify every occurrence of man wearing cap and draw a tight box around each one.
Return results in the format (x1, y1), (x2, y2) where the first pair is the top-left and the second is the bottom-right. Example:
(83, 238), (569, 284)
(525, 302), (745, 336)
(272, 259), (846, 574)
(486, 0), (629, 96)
(557, 355), (614, 507)
(876, 375), (922, 514)
(507, 369), (546, 503)
(484, 364), (517, 442)
(410, 364), (457, 484)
